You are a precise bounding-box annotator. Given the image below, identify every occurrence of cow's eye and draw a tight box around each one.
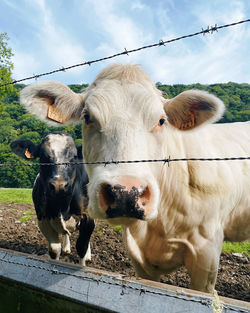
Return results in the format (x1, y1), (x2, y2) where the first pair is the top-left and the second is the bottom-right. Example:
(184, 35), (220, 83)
(83, 113), (91, 125)
(158, 118), (165, 126)
(153, 116), (166, 132)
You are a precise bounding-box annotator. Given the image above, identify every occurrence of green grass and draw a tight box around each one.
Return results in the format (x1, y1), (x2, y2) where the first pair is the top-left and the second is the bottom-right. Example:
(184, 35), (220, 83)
(222, 241), (250, 257)
(24, 210), (35, 215)
(114, 225), (122, 233)
(19, 210), (36, 223)
(19, 215), (32, 222)
(0, 188), (32, 204)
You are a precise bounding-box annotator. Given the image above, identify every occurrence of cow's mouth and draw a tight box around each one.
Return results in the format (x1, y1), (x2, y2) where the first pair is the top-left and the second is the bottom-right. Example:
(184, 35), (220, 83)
(106, 204), (145, 220)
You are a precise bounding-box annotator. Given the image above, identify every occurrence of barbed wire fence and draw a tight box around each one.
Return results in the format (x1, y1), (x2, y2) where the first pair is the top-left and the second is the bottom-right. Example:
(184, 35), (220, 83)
(0, 157), (249, 168)
(0, 19), (249, 88)
(0, 18), (249, 168)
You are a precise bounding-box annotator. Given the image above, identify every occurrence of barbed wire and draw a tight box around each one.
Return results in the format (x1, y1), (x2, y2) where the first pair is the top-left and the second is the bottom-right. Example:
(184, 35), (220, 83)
(0, 156), (249, 168)
(0, 19), (249, 88)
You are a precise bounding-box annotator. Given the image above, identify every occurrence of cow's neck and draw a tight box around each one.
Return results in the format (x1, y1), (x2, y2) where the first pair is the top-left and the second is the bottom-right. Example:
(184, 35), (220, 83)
(123, 130), (201, 274)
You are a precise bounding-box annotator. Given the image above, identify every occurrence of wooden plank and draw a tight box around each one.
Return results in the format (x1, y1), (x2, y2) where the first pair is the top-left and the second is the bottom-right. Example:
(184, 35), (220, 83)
(0, 249), (249, 313)
(0, 278), (110, 313)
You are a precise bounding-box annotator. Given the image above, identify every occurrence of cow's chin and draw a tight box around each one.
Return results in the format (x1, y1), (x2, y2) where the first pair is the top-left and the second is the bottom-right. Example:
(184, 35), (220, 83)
(107, 217), (146, 227)
(107, 210), (158, 226)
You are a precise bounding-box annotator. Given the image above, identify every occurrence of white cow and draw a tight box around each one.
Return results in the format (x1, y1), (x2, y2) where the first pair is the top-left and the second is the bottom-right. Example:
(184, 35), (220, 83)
(19, 64), (250, 292)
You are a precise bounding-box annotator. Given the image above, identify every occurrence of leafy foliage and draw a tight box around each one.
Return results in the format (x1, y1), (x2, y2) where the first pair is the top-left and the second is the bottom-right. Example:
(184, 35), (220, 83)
(159, 82), (250, 123)
(0, 82), (249, 187)
(0, 33), (16, 101)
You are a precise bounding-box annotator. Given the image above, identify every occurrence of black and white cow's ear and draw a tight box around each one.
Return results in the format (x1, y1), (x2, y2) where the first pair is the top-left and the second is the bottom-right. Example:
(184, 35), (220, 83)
(10, 139), (39, 160)
(20, 81), (86, 126)
(77, 146), (83, 160)
(163, 90), (225, 130)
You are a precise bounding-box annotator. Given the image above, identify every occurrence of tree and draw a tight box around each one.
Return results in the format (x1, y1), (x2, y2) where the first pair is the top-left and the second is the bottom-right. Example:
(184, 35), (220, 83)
(0, 32), (16, 101)
(0, 143), (38, 188)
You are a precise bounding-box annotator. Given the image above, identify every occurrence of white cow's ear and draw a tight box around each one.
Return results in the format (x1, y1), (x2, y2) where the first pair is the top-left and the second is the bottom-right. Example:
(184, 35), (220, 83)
(164, 90), (225, 130)
(20, 81), (86, 126)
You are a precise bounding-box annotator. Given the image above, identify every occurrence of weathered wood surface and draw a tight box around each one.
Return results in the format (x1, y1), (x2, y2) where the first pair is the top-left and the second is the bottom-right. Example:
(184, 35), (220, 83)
(0, 249), (249, 313)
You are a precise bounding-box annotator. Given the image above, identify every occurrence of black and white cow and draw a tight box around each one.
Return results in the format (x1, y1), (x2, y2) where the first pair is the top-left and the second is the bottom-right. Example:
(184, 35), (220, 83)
(10, 132), (95, 265)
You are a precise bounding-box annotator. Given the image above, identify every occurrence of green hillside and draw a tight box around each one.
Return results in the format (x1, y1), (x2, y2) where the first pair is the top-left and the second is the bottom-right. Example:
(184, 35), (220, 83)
(0, 82), (249, 188)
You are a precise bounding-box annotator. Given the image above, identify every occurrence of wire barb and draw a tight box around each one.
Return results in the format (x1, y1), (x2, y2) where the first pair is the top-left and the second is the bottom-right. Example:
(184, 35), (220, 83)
(158, 39), (165, 46)
(1, 19), (249, 88)
(202, 24), (219, 35)
(123, 48), (129, 56)
(33, 74), (39, 81)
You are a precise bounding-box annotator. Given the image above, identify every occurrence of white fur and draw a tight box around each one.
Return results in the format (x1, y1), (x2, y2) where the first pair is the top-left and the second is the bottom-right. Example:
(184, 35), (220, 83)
(20, 80), (85, 126)
(19, 64), (250, 293)
(164, 89), (225, 127)
(62, 234), (71, 254)
(38, 219), (62, 259)
(79, 243), (92, 266)
(49, 243), (61, 260)
(47, 134), (70, 162)
(38, 215), (74, 259)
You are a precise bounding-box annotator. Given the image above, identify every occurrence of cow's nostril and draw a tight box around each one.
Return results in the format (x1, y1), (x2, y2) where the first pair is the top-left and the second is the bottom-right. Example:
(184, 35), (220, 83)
(100, 184), (116, 209)
(48, 180), (69, 193)
(138, 185), (147, 195)
(62, 181), (69, 190)
(138, 186), (150, 204)
(49, 181), (56, 192)
(113, 184), (126, 190)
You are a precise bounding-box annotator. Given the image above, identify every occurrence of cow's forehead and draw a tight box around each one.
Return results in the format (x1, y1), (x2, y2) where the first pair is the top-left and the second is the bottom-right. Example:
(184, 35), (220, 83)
(85, 80), (165, 127)
(42, 134), (76, 160)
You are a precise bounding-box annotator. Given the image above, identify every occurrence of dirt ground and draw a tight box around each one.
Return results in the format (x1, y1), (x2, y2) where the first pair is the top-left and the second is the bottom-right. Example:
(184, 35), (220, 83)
(0, 202), (249, 302)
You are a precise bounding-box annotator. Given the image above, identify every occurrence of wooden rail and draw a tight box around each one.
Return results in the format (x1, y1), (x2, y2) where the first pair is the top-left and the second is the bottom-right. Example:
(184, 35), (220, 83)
(0, 249), (249, 313)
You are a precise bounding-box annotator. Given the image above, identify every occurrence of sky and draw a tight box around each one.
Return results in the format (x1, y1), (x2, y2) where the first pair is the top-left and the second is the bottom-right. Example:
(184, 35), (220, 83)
(0, 0), (250, 86)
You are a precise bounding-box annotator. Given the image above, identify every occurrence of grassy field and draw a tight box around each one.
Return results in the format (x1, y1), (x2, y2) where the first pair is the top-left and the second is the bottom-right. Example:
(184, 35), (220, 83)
(0, 188), (32, 204)
(0, 188), (249, 256)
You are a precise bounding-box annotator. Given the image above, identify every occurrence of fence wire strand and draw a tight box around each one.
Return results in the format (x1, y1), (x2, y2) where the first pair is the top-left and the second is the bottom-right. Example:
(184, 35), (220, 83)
(0, 156), (249, 168)
(0, 19), (249, 88)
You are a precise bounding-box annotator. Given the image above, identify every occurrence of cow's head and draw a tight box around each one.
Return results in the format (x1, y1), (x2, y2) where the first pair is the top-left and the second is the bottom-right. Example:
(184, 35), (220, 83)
(10, 133), (84, 198)
(18, 64), (225, 224)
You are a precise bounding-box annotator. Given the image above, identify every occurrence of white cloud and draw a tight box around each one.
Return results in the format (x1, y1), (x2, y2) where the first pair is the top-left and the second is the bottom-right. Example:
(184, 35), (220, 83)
(131, 2), (145, 10)
(9, 0), (87, 83)
(193, 0), (245, 25)
(142, 23), (250, 85)
(12, 52), (40, 81)
(87, 1), (152, 54)
(34, 0), (86, 70)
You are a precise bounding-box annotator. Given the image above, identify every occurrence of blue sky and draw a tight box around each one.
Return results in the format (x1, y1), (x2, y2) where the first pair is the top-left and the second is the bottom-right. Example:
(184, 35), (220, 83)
(0, 0), (250, 85)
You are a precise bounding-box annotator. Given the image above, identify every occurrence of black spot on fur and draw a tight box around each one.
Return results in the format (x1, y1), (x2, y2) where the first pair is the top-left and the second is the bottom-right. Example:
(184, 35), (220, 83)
(76, 214), (95, 258)
(49, 250), (58, 259)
